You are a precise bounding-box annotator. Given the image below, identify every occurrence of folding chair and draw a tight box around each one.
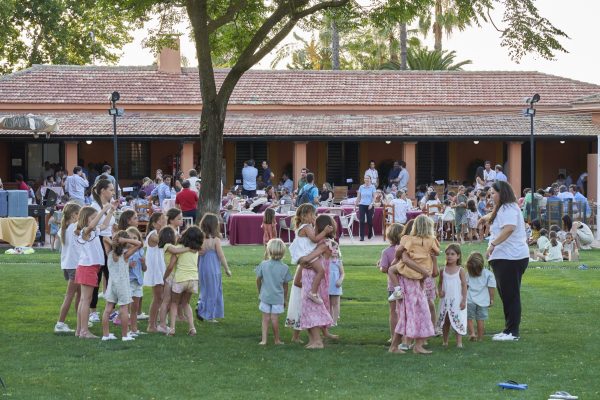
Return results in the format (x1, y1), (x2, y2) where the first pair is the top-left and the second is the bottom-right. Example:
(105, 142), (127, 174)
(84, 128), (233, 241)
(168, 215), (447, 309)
(339, 212), (356, 242)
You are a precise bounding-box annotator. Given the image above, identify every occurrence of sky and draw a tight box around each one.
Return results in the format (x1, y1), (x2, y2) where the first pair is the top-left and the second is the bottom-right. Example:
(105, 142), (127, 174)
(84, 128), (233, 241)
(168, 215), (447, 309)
(119, 0), (600, 85)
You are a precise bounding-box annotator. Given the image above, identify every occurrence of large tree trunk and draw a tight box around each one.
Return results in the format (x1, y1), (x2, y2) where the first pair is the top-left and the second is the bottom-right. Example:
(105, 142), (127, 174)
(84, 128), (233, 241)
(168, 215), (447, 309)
(433, 0), (443, 51)
(399, 22), (407, 70)
(331, 19), (340, 70)
(197, 101), (225, 220)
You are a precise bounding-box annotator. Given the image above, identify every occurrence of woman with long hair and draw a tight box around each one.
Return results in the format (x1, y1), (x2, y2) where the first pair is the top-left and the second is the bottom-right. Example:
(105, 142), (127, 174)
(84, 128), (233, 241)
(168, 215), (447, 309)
(484, 181), (529, 341)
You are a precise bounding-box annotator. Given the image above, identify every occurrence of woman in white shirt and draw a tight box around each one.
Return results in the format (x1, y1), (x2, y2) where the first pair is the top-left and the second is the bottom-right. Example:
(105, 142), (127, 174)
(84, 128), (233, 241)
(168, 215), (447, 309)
(485, 181), (529, 341)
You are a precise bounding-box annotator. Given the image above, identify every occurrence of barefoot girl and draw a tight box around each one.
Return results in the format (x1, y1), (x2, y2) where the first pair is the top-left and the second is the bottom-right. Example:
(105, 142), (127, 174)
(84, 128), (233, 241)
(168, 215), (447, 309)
(164, 226), (203, 336)
(328, 237), (345, 326)
(55, 202), (82, 334)
(261, 208), (277, 246)
(437, 244), (468, 348)
(101, 230), (142, 341)
(197, 213), (232, 322)
(75, 202), (117, 338)
(143, 212), (167, 332)
(256, 238), (292, 345)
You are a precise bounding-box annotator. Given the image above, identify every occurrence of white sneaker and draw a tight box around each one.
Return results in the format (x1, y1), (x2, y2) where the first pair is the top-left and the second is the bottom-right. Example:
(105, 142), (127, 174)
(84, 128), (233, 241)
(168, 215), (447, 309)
(122, 334), (136, 342)
(492, 332), (506, 339)
(54, 322), (74, 333)
(137, 312), (149, 320)
(129, 330), (146, 336)
(101, 334), (117, 341)
(493, 333), (519, 341)
(388, 287), (403, 302)
(89, 312), (100, 323)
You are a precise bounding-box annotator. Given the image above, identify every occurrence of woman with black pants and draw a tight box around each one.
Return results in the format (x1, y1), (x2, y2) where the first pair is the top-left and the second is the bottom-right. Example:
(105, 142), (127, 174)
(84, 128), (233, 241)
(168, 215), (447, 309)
(485, 181), (529, 341)
(355, 175), (376, 241)
(89, 179), (116, 323)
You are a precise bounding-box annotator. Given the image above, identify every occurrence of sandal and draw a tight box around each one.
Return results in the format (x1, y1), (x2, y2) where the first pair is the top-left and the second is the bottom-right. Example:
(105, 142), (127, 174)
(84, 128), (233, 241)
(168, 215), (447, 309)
(188, 328), (197, 336)
(166, 328), (175, 336)
(549, 392), (578, 399)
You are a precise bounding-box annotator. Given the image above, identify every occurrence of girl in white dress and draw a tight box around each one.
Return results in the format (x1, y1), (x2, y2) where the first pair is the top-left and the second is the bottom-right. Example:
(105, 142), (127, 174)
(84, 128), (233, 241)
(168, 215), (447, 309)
(437, 244), (468, 348)
(143, 212), (167, 332)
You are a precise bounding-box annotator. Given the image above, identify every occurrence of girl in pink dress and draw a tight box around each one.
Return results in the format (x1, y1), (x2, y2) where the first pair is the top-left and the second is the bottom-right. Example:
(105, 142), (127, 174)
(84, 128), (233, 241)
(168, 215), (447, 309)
(297, 215), (336, 349)
(389, 215), (439, 354)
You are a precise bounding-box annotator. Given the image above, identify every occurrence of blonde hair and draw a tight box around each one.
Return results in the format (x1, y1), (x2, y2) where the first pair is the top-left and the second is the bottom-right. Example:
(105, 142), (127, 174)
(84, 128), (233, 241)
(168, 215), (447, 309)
(410, 214), (435, 238)
(126, 226), (142, 241)
(294, 203), (315, 228)
(75, 206), (98, 235)
(386, 223), (404, 245)
(265, 238), (286, 260)
(60, 202), (81, 245)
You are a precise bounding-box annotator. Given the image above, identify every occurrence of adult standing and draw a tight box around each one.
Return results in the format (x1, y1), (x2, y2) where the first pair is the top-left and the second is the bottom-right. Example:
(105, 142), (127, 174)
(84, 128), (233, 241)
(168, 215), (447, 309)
(364, 160), (379, 188)
(261, 161), (273, 188)
(89, 179), (117, 323)
(387, 161), (401, 189)
(484, 181), (529, 341)
(495, 165), (508, 182)
(483, 161), (496, 187)
(398, 161), (409, 192)
(94, 164), (116, 188)
(187, 169), (200, 193)
(355, 175), (376, 241)
(151, 175), (173, 206)
(474, 166), (485, 190)
(242, 159), (258, 198)
(64, 166), (89, 205)
(176, 180), (199, 222)
(297, 168), (308, 193)
(297, 172), (319, 207)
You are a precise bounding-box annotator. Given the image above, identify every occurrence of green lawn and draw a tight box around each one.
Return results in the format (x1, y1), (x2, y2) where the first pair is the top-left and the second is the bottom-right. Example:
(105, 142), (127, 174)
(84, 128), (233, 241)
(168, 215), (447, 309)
(0, 243), (598, 399)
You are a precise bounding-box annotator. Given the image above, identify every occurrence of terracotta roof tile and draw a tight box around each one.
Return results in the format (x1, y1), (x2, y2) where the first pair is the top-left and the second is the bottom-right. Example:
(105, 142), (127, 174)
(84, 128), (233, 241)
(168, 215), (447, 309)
(0, 65), (598, 107)
(1, 112), (598, 138)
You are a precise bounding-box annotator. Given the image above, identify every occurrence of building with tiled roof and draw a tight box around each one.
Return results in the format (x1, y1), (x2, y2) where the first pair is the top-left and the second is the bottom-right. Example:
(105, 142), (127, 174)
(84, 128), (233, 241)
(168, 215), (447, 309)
(1, 47), (600, 200)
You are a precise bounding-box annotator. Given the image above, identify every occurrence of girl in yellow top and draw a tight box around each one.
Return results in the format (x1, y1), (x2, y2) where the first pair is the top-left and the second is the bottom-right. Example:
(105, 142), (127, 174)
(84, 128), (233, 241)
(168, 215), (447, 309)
(164, 226), (203, 336)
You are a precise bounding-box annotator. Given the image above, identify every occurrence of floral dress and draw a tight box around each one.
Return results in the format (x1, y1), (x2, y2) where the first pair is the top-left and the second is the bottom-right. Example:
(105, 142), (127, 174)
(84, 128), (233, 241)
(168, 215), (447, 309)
(437, 268), (467, 335)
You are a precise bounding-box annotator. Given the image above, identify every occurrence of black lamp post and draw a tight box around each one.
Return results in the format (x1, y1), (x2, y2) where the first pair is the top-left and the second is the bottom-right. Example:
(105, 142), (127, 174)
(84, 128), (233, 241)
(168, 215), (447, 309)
(108, 91), (123, 198)
(524, 93), (540, 221)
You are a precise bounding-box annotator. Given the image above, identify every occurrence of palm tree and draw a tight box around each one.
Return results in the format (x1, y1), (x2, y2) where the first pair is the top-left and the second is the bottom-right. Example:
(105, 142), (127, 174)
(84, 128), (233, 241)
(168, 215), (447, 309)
(407, 48), (471, 70)
(271, 32), (333, 70)
(419, 0), (472, 52)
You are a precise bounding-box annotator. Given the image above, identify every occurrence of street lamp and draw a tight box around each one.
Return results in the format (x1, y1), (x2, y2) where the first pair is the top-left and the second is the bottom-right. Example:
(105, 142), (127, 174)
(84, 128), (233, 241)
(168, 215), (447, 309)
(108, 91), (124, 198)
(523, 93), (540, 221)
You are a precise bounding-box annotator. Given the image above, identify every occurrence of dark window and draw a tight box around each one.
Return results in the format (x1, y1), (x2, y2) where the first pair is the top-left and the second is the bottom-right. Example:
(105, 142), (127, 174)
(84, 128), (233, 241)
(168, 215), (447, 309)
(118, 141), (150, 179)
(235, 142), (267, 182)
(416, 142), (448, 185)
(327, 141), (360, 186)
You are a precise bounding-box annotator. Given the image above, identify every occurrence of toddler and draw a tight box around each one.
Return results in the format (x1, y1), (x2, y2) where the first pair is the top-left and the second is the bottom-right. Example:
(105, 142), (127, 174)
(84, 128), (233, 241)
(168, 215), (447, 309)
(126, 227), (146, 336)
(378, 223), (404, 342)
(562, 232), (579, 261)
(48, 210), (60, 251)
(256, 238), (292, 345)
(465, 252), (496, 342)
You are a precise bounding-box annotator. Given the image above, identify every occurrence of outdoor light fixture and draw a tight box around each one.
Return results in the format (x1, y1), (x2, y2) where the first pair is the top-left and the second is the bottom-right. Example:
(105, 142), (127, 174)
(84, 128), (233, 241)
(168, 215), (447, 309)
(560, 140), (565, 144)
(473, 140), (479, 144)
(385, 140), (391, 144)
(33, 132), (39, 139)
(86, 140), (93, 145)
(109, 91), (123, 198)
(523, 93), (540, 222)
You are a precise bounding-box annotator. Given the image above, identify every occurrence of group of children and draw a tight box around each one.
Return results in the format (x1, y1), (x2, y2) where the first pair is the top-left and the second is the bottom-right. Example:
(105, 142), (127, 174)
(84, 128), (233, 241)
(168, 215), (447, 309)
(528, 220), (579, 262)
(380, 215), (496, 353)
(56, 189), (500, 351)
(55, 182), (232, 340)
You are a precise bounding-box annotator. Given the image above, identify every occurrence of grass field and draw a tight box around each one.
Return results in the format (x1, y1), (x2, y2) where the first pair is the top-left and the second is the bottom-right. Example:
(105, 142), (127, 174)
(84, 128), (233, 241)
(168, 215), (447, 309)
(1, 243), (599, 399)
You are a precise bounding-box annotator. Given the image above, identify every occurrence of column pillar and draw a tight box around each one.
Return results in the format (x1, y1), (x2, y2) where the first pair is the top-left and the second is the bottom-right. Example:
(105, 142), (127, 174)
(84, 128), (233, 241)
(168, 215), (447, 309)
(508, 141), (523, 196)
(181, 142), (194, 177)
(64, 142), (78, 174)
(293, 141), (308, 190)
(587, 153), (597, 203)
(402, 141), (417, 200)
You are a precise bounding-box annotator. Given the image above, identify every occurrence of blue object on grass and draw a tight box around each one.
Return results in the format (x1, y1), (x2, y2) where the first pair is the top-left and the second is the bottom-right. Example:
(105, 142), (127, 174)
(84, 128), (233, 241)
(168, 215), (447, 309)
(498, 380), (528, 390)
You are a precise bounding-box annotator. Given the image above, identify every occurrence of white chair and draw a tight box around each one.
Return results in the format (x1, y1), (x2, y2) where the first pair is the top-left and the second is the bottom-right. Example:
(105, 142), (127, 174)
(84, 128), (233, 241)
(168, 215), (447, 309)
(278, 217), (295, 243)
(339, 212), (356, 242)
(182, 217), (194, 230)
(279, 203), (292, 214)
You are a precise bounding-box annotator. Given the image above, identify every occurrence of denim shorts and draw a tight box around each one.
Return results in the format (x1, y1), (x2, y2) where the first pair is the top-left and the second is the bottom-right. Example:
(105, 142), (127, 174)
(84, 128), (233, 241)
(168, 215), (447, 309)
(467, 302), (489, 320)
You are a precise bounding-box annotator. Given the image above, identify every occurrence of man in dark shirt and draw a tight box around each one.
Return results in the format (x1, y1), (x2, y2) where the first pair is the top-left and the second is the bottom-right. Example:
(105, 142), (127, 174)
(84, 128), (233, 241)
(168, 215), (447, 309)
(387, 161), (401, 189)
(261, 160), (272, 188)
